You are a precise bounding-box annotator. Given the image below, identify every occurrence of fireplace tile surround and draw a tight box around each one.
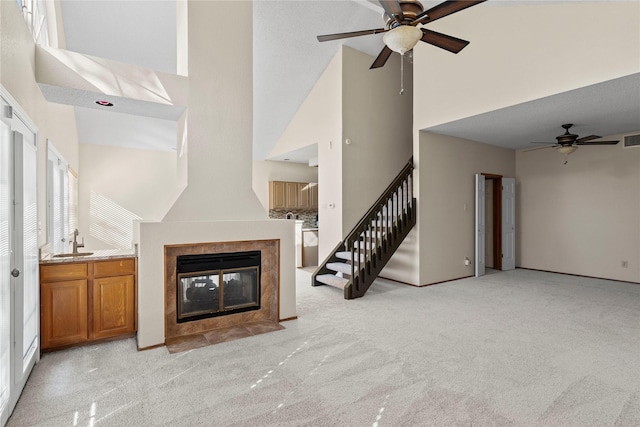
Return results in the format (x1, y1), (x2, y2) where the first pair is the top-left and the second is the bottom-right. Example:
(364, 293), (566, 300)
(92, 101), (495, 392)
(165, 239), (280, 341)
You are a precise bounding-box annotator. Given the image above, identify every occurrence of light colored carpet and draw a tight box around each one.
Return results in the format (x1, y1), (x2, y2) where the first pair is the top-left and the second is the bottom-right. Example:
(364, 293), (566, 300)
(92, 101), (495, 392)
(7, 269), (640, 426)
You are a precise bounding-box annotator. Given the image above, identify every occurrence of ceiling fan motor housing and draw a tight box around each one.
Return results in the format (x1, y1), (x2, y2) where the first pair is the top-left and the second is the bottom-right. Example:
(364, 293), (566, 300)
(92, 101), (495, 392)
(384, 1), (424, 28)
(556, 133), (578, 146)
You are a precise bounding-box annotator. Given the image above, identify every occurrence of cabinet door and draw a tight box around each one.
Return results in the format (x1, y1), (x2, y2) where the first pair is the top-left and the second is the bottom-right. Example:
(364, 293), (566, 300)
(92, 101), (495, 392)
(297, 183), (310, 209)
(41, 280), (88, 349)
(269, 181), (286, 209)
(285, 182), (298, 209)
(91, 275), (135, 339)
(309, 183), (318, 209)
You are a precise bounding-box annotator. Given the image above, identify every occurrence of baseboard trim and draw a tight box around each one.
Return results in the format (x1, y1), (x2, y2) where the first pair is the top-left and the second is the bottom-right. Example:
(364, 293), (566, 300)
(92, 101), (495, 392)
(137, 342), (166, 352)
(377, 274), (474, 287)
(519, 268), (639, 285)
(279, 316), (298, 322)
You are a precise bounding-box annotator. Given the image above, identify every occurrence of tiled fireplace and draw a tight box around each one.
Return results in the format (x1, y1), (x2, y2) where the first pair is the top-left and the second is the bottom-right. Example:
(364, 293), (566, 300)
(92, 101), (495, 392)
(164, 239), (279, 341)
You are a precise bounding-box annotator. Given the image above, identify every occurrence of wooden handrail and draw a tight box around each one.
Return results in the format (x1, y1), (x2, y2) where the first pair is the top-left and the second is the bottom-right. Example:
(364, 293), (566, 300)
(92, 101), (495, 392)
(313, 157), (416, 299)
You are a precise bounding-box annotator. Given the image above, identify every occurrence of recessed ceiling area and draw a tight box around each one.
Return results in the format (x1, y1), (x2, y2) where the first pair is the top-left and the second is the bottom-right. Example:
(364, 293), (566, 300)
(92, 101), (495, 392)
(425, 73), (640, 150)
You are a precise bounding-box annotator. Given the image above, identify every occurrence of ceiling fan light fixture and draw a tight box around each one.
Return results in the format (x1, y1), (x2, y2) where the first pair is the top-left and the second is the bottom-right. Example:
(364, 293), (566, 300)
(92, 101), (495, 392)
(383, 26), (422, 55)
(557, 145), (578, 155)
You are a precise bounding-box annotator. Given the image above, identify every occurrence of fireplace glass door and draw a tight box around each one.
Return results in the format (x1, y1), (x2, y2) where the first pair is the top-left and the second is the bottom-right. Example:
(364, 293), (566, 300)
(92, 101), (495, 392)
(177, 266), (259, 322)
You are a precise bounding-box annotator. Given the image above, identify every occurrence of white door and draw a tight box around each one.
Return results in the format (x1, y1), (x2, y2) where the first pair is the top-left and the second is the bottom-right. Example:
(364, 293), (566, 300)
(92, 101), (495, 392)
(0, 93), (39, 425)
(475, 174), (486, 277)
(12, 129), (39, 401)
(501, 177), (516, 271)
(0, 112), (11, 426)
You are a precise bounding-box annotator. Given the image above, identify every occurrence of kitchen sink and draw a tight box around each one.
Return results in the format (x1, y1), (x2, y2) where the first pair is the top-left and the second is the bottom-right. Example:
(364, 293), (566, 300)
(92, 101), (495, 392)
(52, 252), (94, 258)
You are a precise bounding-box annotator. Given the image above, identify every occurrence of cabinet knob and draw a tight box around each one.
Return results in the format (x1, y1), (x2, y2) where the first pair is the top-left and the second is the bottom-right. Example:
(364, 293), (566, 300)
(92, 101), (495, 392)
(11, 268), (20, 278)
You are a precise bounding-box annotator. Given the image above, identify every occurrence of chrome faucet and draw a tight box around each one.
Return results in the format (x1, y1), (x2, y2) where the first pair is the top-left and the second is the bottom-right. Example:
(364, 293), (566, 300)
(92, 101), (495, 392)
(72, 229), (85, 253)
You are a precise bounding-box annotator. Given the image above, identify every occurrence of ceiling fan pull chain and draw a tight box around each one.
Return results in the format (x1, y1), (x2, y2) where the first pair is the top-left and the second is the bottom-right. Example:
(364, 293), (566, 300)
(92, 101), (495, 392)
(400, 53), (404, 95)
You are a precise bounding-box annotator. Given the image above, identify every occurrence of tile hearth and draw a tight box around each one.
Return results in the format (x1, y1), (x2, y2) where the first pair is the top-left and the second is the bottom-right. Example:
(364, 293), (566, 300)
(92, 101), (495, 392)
(165, 320), (285, 354)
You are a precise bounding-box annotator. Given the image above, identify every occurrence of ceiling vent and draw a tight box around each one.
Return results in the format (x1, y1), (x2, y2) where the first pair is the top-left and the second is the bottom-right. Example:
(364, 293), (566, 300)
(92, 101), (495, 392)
(623, 134), (640, 148)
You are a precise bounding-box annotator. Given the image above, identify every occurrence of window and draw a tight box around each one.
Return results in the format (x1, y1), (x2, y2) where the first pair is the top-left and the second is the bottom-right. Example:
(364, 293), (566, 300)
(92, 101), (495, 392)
(46, 142), (70, 254)
(17, 0), (49, 46)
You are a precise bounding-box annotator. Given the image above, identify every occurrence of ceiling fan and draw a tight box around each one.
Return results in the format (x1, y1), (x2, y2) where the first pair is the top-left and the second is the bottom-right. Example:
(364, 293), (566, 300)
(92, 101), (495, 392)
(529, 124), (619, 164)
(317, 0), (487, 70)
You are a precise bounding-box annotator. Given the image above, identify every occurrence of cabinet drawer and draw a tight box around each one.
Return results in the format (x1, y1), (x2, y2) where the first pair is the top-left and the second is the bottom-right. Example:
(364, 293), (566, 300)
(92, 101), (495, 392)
(94, 258), (136, 277)
(41, 263), (88, 282)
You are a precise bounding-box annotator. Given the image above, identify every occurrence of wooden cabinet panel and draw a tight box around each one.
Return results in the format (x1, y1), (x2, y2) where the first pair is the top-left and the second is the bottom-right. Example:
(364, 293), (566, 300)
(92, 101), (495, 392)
(309, 183), (318, 209)
(94, 258), (135, 277)
(297, 183), (310, 209)
(285, 182), (298, 209)
(41, 263), (87, 282)
(269, 181), (286, 209)
(91, 275), (135, 339)
(41, 280), (88, 349)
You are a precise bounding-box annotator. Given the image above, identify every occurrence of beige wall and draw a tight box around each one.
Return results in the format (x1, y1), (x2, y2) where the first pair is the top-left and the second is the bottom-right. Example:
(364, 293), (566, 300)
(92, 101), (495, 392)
(405, 1), (639, 286)
(163, 0), (265, 221)
(136, 1), (296, 347)
(79, 143), (178, 251)
(416, 132), (515, 285)
(516, 132), (640, 282)
(341, 46), (413, 234)
(252, 160), (318, 211)
(414, 2), (640, 130)
(1, 0), (80, 247)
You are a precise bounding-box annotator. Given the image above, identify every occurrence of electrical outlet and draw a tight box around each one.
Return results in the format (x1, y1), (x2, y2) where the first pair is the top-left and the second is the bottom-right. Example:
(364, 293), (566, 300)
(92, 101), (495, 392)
(621, 260), (628, 268)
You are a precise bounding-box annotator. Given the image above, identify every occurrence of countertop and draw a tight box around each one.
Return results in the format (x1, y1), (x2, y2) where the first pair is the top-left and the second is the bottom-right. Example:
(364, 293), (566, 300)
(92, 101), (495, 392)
(40, 249), (136, 264)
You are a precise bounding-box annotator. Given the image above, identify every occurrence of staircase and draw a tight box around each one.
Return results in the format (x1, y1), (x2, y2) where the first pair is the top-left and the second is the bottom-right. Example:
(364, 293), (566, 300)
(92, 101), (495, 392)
(312, 159), (416, 299)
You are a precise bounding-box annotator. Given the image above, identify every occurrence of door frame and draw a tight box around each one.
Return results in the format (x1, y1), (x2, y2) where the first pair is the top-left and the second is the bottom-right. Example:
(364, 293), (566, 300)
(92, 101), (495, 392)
(482, 173), (503, 271)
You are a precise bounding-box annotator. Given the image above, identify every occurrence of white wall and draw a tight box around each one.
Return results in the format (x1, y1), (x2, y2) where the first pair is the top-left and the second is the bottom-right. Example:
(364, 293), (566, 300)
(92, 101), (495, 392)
(79, 143), (178, 251)
(414, 2), (640, 130)
(516, 132), (640, 283)
(1, 0), (80, 247)
(252, 160), (318, 211)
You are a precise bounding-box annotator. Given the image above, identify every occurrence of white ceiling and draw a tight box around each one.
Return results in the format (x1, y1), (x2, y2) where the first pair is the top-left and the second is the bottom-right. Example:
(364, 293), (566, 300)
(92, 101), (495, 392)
(55, 1), (640, 159)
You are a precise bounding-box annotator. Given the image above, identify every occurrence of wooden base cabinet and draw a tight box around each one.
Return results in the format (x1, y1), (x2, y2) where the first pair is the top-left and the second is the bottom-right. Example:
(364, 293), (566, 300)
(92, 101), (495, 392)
(40, 257), (137, 351)
(41, 279), (88, 349)
(92, 274), (135, 340)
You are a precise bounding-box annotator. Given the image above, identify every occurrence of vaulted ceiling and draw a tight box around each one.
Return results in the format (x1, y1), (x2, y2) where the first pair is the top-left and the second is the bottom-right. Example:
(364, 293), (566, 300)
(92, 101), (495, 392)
(55, 1), (639, 161)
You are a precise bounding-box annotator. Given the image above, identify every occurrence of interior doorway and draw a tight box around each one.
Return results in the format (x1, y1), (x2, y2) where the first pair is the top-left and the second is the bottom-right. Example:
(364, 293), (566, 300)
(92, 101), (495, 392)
(484, 174), (503, 270)
(475, 173), (516, 277)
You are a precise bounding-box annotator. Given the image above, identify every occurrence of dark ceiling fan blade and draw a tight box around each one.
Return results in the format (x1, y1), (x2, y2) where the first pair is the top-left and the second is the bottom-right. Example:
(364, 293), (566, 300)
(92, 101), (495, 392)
(379, 0), (404, 22)
(523, 145), (556, 152)
(575, 134), (600, 143)
(370, 46), (393, 69)
(420, 29), (469, 53)
(576, 140), (619, 145)
(317, 28), (387, 42)
(421, 0), (487, 24)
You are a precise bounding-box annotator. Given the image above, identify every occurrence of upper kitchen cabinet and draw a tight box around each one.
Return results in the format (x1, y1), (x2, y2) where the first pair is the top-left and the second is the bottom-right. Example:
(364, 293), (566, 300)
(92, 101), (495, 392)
(269, 181), (287, 209)
(269, 181), (318, 210)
